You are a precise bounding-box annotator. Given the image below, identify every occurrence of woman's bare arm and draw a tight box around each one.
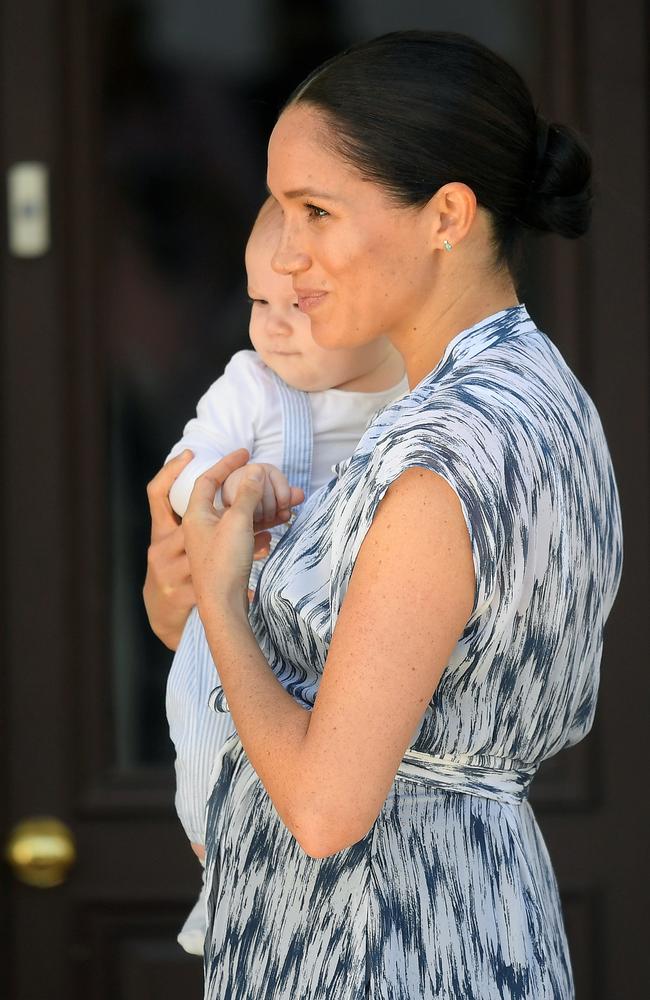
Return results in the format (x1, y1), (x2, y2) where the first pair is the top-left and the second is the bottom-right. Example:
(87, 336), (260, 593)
(188, 461), (475, 858)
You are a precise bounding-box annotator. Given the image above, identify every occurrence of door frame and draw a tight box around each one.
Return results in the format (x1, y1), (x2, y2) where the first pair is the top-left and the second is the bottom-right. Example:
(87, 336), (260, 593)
(1, 1), (648, 997)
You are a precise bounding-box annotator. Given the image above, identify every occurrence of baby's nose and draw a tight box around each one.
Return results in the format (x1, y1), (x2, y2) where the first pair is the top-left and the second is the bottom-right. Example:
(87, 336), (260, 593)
(265, 308), (293, 336)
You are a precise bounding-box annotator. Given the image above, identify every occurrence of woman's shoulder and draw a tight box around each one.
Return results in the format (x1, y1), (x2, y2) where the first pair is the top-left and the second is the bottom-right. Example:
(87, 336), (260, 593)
(365, 328), (616, 550)
(378, 324), (593, 453)
(366, 370), (499, 467)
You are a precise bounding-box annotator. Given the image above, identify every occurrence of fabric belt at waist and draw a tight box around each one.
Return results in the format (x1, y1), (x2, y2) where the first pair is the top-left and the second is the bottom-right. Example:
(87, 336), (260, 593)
(397, 749), (537, 804)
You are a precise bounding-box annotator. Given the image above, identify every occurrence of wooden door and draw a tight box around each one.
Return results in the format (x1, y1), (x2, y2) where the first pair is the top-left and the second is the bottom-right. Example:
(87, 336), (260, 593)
(1, 2), (647, 998)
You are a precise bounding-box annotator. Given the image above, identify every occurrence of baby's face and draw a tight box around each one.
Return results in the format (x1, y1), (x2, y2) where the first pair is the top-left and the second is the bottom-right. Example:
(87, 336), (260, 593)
(246, 225), (390, 393)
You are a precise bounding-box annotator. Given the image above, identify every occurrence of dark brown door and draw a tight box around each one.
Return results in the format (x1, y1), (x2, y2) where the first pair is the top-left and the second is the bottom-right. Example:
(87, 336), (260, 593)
(1, 2), (647, 998)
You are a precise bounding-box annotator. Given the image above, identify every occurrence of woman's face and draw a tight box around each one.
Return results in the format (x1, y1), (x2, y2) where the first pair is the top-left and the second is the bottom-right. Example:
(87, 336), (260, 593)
(245, 214), (399, 393)
(267, 105), (437, 350)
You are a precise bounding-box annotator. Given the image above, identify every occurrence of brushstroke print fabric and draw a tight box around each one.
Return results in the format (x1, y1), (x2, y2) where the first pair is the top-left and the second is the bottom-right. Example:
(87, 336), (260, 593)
(203, 305), (622, 999)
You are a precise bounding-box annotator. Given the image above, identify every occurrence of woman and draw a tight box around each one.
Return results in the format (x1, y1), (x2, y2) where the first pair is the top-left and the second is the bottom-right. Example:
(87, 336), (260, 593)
(145, 31), (622, 1000)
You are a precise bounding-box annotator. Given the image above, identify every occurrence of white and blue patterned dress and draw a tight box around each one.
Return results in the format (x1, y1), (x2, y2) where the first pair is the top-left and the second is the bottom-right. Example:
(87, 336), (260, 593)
(203, 304), (622, 1000)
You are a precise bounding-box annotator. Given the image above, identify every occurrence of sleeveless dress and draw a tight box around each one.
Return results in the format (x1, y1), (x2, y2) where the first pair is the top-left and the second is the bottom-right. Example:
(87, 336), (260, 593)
(167, 366), (407, 953)
(203, 305), (623, 1000)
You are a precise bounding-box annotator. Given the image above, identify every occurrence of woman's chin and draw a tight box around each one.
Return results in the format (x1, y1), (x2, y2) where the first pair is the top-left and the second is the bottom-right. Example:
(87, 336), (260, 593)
(310, 323), (349, 353)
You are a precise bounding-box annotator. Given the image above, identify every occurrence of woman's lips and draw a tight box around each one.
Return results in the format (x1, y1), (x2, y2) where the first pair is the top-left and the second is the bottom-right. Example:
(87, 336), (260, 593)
(296, 290), (328, 313)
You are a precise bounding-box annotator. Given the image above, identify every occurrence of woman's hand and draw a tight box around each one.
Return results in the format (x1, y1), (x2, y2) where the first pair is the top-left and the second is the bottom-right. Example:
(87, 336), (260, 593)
(143, 451), (197, 650)
(183, 449), (304, 619)
(221, 462), (295, 522)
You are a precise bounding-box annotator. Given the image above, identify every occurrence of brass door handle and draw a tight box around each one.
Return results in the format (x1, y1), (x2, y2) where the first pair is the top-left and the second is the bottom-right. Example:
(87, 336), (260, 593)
(5, 816), (76, 888)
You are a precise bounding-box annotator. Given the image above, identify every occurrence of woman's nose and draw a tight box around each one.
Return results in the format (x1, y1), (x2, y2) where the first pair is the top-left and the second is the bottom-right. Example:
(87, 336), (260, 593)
(271, 230), (311, 276)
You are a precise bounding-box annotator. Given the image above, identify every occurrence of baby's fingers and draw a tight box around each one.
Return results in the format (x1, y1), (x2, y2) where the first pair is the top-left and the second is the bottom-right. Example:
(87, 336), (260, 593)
(260, 469), (277, 523)
(253, 530), (272, 559)
(273, 486), (305, 519)
(268, 467), (291, 512)
(288, 486), (305, 509)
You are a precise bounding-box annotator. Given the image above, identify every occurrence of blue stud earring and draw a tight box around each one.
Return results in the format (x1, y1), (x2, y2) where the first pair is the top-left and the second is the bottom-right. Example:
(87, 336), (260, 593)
(443, 239), (453, 252)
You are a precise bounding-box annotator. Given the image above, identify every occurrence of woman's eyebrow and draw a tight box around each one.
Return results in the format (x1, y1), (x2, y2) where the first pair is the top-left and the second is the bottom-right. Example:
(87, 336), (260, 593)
(284, 187), (336, 200)
(266, 183), (337, 201)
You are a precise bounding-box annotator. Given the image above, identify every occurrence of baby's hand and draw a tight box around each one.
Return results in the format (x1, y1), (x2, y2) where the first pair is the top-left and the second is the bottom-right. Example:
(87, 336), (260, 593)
(221, 463), (296, 524)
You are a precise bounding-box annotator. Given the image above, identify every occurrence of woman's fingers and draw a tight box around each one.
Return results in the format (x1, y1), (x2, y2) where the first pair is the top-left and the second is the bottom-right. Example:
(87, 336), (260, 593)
(157, 580), (196, 608)
(147, 524), (186, 569)
(147, 543), (193, 596)
(143, 536), (195, 650)
(253, 530), (272, 559)
(186, 449), (250, 516)
(144, 468), (199, 649)
(147, 450), (194, 543)
(172, 551), (194, 587)
(228, 465), (267, 524)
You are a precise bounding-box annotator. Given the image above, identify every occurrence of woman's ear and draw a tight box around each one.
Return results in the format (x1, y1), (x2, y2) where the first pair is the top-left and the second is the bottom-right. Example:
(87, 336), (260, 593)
(427, 182), (477, 252)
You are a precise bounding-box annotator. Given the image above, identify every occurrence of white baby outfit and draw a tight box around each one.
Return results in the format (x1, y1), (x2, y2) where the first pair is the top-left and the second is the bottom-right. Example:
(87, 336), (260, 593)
(165, 349), (407, 954)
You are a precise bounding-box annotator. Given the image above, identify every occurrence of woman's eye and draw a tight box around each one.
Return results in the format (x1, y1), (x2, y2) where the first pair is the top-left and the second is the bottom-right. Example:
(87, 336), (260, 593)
(305, 203), (329, 220)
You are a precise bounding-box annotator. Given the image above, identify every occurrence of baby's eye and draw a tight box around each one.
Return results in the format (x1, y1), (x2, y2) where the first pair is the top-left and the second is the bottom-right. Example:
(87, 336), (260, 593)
(248, 297), (268, 306)
(305, 203), (329, 220)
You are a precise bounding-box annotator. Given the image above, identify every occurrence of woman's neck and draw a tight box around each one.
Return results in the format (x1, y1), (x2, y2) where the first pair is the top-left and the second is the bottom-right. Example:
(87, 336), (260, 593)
(396, 282), (520, 390)
(334, 348), (406, 394)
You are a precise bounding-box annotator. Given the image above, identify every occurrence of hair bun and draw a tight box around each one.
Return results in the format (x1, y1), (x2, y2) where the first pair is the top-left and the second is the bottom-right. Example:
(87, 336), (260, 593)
(520, 118), (593, 238)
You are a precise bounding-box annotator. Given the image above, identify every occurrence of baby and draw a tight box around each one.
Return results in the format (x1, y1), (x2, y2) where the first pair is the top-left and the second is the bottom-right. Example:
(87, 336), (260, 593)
(165, 197), (407, 954)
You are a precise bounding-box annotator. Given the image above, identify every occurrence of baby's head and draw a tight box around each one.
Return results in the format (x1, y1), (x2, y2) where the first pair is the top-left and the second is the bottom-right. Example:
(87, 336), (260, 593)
(246, 198), (401, 393)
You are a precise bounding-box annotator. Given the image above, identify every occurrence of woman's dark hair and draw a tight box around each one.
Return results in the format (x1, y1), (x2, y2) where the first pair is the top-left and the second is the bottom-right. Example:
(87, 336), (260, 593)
(284, 31), (592, 273)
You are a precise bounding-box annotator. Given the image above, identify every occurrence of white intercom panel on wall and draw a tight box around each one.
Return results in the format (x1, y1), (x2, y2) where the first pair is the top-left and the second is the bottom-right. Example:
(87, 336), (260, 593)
(7, 162), (50, 257)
